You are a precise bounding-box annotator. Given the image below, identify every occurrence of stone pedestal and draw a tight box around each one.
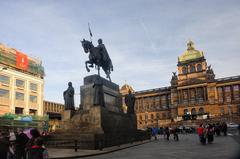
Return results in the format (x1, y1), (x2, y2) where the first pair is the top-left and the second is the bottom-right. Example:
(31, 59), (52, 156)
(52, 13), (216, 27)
(47, 75), (150, 149)
(62, 110), (74, 121)
(80, 75), (122, 112)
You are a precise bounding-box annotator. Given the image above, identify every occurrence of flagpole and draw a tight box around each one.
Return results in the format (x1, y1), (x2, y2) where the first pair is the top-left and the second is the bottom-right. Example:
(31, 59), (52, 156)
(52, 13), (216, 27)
(88, 22), (93, 42)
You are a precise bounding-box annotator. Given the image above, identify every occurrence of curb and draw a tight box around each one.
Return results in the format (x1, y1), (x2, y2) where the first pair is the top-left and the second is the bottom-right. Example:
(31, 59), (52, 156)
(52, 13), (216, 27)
(50, 140), (152, 159)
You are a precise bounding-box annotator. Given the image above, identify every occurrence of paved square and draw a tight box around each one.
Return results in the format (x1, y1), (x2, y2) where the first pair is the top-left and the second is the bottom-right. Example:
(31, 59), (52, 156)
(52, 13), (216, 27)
(85, 134), (239, 159)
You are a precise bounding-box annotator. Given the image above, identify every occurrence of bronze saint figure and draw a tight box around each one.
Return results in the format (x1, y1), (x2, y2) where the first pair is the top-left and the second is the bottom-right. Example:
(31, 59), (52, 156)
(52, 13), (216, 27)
(93, 76), (104, 106)
(63, 82), (75, 110)
(125, 90), (136, 114)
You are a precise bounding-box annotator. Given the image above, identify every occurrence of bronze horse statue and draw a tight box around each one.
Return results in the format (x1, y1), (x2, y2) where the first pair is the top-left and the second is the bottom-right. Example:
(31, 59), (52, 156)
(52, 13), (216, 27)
(81, 39), (113, 81)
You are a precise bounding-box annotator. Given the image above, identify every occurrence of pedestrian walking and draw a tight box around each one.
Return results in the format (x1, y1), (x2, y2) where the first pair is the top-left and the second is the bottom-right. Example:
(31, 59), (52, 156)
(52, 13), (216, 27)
(28, 137), (49, 159)
(197, 124), (206, 145)
(15, 128), (29, 159)
(172, 127), (179, 141)
(207, 124), (214, 144)
(215, 123), (221, 136)
(221, 122), (228, 136)
(152, 127), (158, 140)
(0, 131), (9, 159)
(165, 127), (170, 141)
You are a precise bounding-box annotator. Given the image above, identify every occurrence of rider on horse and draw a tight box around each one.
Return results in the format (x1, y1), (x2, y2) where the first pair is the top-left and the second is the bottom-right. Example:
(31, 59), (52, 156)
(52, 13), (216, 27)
(97, 38), (113, 71)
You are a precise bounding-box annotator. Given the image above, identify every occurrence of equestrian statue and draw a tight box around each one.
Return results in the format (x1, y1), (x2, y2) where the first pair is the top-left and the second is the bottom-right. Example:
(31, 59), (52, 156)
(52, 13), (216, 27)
(81, 38), (113, 81)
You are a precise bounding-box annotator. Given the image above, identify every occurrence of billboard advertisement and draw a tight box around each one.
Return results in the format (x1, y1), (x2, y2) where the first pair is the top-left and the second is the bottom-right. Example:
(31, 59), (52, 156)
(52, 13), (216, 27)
(16, 51), (28, 70)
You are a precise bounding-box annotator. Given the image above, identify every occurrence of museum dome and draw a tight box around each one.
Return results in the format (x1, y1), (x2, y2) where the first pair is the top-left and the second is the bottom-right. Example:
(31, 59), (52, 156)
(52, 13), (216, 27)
(120, 83), (134, 94)
(178, 40), (204, 62)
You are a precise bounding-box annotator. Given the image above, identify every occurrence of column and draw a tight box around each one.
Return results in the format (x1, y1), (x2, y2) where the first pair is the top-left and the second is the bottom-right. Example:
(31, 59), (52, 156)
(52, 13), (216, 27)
(230, 85), (234, 102)
(222, 86), (225, 103)
(214, 86), (218, 104)
(10, 75), (15, 114)
(25, 79), (29, 115)
(195, 88), (197, 104)
(181, 89), (183, 104)
(38, 83), (43, 116)
(203, 87), (206, 102)
(178, 90), (181, 104)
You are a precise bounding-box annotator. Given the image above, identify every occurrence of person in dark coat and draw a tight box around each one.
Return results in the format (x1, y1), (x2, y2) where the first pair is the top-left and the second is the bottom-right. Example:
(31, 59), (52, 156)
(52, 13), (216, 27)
(207, 124), (214, 144)
(15, 128), (29, 159)
(221, 122), (228, 136)
(215, 123), (221, 136)
(26, 129), (41, 157)
(0, 131), (9, 159)
(28, 137), (49, 159)
(165, 127), (170, 141)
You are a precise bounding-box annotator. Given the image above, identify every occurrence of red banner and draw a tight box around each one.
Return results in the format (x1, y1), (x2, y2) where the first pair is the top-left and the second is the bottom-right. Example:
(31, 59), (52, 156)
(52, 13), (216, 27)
(16, 51), (28, 70)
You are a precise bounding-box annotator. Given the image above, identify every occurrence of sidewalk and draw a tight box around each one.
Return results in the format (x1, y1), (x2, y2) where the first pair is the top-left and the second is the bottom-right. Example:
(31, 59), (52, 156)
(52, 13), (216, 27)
(48, 140), (151, 159)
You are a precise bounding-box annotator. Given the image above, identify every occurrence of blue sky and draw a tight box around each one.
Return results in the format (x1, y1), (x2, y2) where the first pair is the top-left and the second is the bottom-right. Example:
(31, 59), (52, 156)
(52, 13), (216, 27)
(0, 0), (240, 106)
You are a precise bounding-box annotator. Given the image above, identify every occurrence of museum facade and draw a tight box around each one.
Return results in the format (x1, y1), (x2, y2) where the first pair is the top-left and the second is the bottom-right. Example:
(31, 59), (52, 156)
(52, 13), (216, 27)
(121, 41), (240, 129)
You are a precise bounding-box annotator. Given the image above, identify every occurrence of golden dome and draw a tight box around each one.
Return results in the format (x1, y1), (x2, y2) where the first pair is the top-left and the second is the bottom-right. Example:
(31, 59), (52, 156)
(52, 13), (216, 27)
(178, 40), (204, 62)
(120, 84), (134, 94)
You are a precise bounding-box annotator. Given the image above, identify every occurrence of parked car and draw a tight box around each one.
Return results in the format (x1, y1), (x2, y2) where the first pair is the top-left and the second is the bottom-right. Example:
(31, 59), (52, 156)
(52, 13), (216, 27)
(227, 122), (239, 128)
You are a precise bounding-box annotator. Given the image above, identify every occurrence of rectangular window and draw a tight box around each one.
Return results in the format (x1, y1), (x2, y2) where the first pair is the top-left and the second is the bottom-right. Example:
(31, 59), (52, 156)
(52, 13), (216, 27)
(15, 92), (24, 101)
(30, 83), (38, 91)
(29, 109), (37, 115)
(225, 86), (231, 92)
(0, 75), (10, 84)
(15, 107), (23, 114)
(30, 95), (37, 103)
(233, 85), (239, 100)
(16, 79), (25, 88)
(0, 89), (9, 98)
(233, 85), (239, 91)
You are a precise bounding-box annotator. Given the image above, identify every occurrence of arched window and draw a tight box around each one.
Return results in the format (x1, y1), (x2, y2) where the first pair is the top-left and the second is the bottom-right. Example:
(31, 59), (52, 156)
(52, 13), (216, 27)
(197, 64), (202, 71)
(139, 115), (142, 120)
(199, 107), (204, 114)
(182, 67), (187, 74)
(191, 108), (196, 115)
(156, 113), (160, 119)
(184, 109), (188, 115)
(190, 65), (195, 73)
(151, 114), (154, 120)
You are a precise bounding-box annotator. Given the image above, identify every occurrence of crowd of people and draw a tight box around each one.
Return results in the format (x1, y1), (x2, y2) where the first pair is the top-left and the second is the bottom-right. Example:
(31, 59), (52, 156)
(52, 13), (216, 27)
(150, 121), (232, 144)
(151, 126), (179, 141)
(197, 122), (228, 145)
(0, 128), (49, 159)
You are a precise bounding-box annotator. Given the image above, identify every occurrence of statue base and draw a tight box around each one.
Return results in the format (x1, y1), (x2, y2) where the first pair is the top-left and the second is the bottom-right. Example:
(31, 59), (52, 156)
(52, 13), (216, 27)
(62, 110), (74, 121)
(48, 106), (148, 149)
(47, 75), (150, 149)
(80, 75), (122, 112)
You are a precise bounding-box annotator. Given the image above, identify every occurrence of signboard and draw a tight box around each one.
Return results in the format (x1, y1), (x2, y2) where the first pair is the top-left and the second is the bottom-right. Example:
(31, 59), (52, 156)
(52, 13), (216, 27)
(16, 51), (28, 70)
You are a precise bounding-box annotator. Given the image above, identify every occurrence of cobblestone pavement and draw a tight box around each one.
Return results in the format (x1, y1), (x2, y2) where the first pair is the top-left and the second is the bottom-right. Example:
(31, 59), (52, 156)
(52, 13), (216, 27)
(83, 134), (240, 159)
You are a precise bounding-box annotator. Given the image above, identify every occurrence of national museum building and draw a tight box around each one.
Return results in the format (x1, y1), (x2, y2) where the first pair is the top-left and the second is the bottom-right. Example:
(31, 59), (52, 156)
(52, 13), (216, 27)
(121, 41), (240, 129)
(0, 43), (45, 116)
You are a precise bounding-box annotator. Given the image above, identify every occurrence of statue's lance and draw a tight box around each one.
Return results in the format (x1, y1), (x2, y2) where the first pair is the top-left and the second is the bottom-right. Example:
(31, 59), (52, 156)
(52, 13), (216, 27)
(88, 22), (93, 42)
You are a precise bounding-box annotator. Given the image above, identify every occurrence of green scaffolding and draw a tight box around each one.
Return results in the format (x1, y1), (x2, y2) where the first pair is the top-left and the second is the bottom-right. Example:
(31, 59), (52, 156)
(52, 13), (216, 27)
(0, 51), (45, 77)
